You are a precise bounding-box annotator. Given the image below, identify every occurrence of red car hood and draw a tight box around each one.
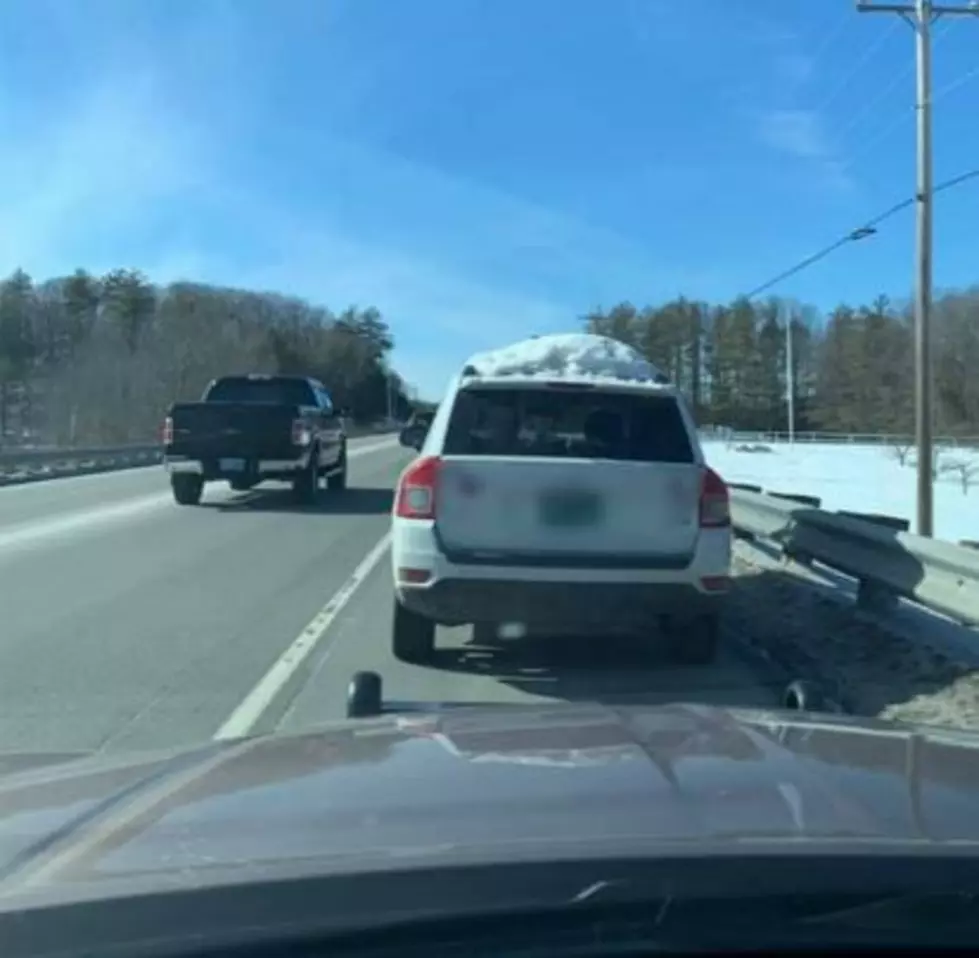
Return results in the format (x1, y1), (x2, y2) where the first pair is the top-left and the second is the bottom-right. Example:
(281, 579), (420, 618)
(0, 702), (977, 906)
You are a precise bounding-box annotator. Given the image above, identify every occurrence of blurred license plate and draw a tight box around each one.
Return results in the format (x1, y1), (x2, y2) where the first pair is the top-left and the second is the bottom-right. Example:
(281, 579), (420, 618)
(539, 489), (601, 527)
(220, 458), (245, 471)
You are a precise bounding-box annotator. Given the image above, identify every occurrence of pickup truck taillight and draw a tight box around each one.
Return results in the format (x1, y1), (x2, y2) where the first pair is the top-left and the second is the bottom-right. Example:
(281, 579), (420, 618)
(699, 467), (730, 528)
(291, 419), (312, 446)
(395, 456), (440, 519)
(162, 416), (173, 444)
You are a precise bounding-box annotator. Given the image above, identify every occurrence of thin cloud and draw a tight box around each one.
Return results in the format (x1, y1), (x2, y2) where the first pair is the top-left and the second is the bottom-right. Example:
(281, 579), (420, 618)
(758, 108), (855, 193)
(0, 70), (211, 278)
(760, 109), (828, 159)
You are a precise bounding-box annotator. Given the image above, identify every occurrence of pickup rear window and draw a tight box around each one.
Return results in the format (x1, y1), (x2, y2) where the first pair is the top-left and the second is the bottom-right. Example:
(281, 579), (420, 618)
(205, 377), (315, 406)
(443, 385), (695, 463)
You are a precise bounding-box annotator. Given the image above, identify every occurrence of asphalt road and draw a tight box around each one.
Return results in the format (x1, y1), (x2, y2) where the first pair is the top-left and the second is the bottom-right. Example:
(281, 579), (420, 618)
(0, 438), (781, 756)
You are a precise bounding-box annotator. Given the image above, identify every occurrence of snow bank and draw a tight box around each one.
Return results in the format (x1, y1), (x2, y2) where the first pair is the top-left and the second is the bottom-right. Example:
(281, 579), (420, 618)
(464, 333), (667, 384)
(702, 438), (979, 542)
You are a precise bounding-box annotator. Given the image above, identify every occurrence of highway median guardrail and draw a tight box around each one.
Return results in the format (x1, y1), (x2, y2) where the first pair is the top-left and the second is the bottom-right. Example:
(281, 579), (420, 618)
(0, 423), (399, 486)
(730, 488), (979, 629)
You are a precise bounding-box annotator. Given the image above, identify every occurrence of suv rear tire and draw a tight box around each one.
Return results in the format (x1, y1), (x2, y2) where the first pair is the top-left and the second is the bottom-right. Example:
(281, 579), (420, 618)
(668, 613), (719, 666)
(171, 474), (203, 506)
(392, 599), (436, 664)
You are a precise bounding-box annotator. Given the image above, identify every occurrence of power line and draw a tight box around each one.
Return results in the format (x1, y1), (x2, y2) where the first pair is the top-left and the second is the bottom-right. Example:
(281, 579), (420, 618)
(743, 163), (979, 300)
(837, 30), (979, 174)
(830, 19), (955, 147)
(801, 7), (858, 79)
(811, 17), (902, 116)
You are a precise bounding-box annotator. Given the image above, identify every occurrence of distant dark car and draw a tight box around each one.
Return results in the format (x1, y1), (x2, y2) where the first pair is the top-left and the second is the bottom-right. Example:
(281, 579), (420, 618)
(2, 692), (979, 957)
(162, 374), (346, 506)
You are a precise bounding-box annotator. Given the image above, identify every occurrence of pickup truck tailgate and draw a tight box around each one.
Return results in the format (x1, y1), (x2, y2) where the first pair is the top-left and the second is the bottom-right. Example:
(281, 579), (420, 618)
(167, 402), (299, 459)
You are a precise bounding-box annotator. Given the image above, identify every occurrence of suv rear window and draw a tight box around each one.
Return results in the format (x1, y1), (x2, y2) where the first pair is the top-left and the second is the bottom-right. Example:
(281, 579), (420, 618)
(443, 386), (695, 463)
(205, 377), (315, 406)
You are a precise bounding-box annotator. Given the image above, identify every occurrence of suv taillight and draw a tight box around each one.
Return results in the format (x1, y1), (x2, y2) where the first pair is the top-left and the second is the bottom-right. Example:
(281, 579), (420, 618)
(395, 456), (440, 519)
(162, 416), (173, 444)
(292, 418), (311, 445)
(699, 467), (730, 528)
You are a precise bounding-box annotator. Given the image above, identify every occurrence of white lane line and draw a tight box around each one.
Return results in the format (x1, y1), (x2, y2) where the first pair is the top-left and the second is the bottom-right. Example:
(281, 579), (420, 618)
(0, 493), (174, 554)
(213, 531), (392, 740)
(0, 438), (400, 554)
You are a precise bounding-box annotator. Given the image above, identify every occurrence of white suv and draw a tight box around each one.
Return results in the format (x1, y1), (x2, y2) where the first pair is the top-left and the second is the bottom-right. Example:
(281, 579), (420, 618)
(390, 335), (731, 667)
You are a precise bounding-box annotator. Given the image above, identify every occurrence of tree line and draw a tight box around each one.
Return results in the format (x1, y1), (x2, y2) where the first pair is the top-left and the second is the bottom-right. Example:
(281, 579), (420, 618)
(4, 263), (975, 447)
(584, 291), (979, 438)
(0, 268), (412, 447)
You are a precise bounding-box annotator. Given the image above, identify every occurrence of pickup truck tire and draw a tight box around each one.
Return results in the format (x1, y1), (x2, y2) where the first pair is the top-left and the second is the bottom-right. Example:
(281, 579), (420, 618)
(171, 474), (203, 506)
(392, 599), (435, 664)
(327, 447), (347, 491)
(292, 449), (319, 505)
(667, 613), (719, 666)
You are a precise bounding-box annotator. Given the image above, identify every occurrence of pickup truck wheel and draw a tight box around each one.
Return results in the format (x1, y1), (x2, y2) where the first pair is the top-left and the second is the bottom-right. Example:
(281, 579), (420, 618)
(392, 599), (435, 664)
(667, 613), (720, 666)
(327, 449), (347, 491)
(292, 451), (319, 505)
(171, 474), (203, 506)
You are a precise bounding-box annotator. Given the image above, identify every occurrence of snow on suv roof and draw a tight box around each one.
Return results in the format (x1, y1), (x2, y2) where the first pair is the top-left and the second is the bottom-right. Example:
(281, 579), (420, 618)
(462, 333), (668, 386)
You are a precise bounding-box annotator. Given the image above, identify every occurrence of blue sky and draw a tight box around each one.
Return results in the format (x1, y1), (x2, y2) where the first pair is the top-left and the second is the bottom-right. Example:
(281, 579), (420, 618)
(2, 0), (979, 399)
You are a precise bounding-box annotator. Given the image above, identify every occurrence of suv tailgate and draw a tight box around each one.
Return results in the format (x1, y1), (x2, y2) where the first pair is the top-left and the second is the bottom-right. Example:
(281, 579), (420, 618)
(434, 383), (702, 564)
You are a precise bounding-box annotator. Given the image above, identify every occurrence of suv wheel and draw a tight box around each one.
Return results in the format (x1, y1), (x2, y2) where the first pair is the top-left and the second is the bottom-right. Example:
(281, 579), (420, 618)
(668, 613), (720, 666)
(171, 474), (203, 506)
(392, 599), (435, 664)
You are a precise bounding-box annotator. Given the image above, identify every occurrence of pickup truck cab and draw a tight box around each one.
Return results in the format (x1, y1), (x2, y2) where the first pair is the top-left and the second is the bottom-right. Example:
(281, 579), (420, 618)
(162, 374), (346, 506)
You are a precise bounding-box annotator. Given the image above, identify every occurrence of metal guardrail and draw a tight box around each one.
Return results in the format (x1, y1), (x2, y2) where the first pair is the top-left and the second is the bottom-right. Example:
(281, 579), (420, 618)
(0, 444), (164, 483)
(730, 488), (979, 629)
(702, 428), (979, 448)
(0, 424), (399, 485)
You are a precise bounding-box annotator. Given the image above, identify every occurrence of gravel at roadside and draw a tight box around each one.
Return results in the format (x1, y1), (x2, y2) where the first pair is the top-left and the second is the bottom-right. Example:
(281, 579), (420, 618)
(729, 548), (979, 731)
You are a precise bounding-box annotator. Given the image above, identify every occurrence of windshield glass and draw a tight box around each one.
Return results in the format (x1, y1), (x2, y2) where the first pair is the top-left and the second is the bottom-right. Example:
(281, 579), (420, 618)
(206, 378), (314, 406)
(444, 386), (695, 462)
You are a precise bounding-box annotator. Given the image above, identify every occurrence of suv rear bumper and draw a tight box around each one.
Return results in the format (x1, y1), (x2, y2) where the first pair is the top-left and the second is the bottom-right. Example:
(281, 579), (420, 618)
(396, 577), (723, 631)
(392, 517), (731, 631)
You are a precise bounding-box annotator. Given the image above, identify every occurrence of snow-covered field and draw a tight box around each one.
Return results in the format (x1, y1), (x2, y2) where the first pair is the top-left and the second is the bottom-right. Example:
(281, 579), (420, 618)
(703, 438), (979, 543)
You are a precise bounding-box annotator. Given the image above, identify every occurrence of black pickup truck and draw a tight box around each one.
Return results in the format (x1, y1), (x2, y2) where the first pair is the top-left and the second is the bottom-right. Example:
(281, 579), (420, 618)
(162, 374), (347, 506)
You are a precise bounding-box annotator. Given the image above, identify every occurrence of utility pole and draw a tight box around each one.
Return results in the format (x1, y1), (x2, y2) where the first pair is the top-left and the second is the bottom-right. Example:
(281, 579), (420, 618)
(857, 0), (979, 537)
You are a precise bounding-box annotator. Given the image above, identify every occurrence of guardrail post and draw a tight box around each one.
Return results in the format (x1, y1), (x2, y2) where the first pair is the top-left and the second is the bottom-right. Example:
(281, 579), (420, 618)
(766, 491), (822, 567)
(856, 578), (898, 614)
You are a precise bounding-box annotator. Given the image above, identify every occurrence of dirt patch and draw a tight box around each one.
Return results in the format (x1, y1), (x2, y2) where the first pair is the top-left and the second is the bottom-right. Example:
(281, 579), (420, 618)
(729, 552), (979, 730)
